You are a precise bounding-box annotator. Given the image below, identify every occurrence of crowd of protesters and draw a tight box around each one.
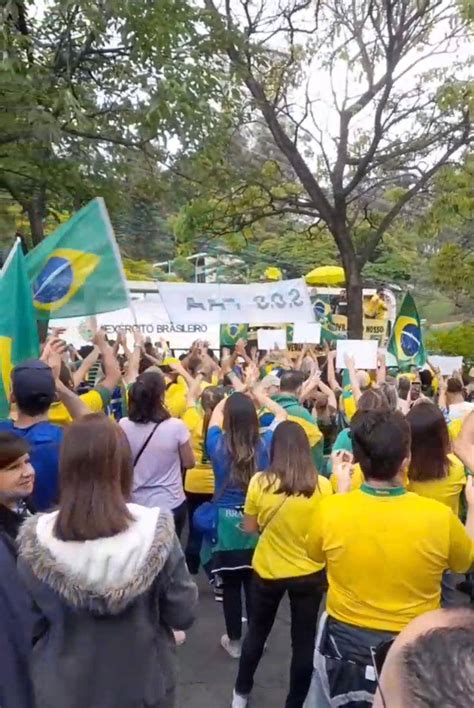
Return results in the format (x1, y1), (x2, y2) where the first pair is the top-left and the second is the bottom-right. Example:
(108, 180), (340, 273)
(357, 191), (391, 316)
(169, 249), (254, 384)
(0, 326), (474, 708)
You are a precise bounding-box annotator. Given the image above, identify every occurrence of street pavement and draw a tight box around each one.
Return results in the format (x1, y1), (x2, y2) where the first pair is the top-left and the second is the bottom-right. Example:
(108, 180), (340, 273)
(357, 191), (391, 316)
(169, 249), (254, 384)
(177, 573), (291, 708)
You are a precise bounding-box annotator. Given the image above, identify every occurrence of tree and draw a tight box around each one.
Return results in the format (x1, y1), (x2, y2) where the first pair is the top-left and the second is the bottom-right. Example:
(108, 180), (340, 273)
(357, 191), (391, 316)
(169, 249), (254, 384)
(430, 243), (474, 308)
(192, 0), (472, 336)
(426, 323), (474, 368)
(0, 0), (225, 245)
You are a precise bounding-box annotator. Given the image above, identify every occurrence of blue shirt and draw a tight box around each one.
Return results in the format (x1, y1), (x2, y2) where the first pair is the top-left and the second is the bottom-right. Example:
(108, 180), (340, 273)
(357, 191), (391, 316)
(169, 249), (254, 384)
(206, 426), (272, 508)
(0, 421), (63, 511)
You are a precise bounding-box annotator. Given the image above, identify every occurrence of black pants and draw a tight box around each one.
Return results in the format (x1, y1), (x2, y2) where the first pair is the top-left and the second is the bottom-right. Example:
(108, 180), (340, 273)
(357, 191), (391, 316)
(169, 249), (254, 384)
(220, 569), (253, 641)
(171, 499), (187, 540)
(235, 572), (325, 708)
(185, 491), (213, 574)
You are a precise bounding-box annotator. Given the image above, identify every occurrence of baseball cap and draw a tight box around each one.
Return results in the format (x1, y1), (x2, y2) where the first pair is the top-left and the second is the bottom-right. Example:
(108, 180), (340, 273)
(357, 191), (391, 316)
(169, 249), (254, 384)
(261, 374), (281, 391)
(12, 359), (56, 401)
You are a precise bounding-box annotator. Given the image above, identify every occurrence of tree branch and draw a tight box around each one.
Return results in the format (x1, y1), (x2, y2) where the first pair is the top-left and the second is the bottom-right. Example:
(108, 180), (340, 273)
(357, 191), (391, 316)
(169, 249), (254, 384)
(358, 129), (470, 266)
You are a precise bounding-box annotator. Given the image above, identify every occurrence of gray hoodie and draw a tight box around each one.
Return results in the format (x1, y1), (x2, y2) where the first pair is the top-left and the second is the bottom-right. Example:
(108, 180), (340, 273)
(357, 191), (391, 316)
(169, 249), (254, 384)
(17, 504), (198, 708)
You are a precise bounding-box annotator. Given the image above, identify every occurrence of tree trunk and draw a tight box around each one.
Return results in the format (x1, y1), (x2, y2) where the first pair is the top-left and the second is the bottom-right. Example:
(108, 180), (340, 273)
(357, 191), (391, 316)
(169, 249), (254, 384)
(26, 188), (46, 247)
(345, 263), (364, 339)
(331, 215), (364, 339)
(27, 204), (44, 247)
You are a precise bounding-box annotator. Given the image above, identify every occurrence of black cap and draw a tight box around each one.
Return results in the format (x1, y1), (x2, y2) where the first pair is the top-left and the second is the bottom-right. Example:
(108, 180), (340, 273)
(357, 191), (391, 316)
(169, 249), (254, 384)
(12, 360), (56, 400)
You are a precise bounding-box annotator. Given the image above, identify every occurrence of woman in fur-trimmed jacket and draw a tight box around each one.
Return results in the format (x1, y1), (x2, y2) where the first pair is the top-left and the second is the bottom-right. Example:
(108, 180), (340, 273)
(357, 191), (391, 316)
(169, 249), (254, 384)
(17, 414), (198, 708)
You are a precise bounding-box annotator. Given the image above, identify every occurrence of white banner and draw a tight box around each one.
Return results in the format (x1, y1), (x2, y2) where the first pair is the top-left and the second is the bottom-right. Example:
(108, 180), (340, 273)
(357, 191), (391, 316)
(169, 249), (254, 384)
(52, 299), (220, 351)
(157, 279), (314, 324)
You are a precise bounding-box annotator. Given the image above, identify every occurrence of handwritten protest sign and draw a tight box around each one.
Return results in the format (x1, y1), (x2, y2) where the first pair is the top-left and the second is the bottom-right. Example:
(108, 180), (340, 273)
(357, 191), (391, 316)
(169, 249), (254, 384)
(157, 279), (314, 325)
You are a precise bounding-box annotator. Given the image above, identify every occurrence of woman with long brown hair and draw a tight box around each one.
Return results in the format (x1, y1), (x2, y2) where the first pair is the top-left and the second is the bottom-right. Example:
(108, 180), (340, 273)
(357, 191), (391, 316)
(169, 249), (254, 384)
(231, 421), (332, 708)
(206, 386), (287, 658)
(17, 414), (197, 708)
(406, 401), (466, 515)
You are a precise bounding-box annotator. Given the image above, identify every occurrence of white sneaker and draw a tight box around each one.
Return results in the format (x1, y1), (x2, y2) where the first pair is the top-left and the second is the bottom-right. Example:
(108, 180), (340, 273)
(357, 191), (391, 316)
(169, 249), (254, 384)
(231, 689), (249, 708)
(172, 630), (186, 646)
(221, 634), (242, 658)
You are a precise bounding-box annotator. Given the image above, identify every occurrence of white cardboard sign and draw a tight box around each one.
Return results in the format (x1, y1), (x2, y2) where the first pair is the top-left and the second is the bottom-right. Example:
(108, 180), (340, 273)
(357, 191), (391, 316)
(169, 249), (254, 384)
(336, 339), (378, 370)
(292, 322), (321, 344)
(157, 278), (314, 324)
(429, 355), (463, 376)
(257, 329), (287, 351)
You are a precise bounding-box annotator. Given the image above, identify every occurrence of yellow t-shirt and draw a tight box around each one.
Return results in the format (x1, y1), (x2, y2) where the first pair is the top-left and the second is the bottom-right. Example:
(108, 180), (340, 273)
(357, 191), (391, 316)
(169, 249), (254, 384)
(164, 378), (187, 418)
(364, 294), (387, 319)
(244, 472), (332, 580)
(307, 488), (474, 632)
(407, 454), (466, 516)
(449, 418), (463, 441)
(182, 406), (214, 495)
(48, 388), (109, 426)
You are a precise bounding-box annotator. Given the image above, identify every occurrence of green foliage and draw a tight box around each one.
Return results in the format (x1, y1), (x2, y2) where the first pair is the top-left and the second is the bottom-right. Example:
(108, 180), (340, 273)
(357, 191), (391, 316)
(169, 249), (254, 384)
(430, 243), (474, 308)
(122, 258), (155, 281)
(172, 256), (195, 281)
(0, 0), (226, 243)
(426, 324), (474, 368)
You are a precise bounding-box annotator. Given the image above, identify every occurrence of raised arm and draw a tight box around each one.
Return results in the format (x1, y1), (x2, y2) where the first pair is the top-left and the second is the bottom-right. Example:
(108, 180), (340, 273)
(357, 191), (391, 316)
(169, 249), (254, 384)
(44, 340), (89, 419)
(123, 329), (144, 385)
(93, 328), (121, 392)
(438, 375), (448, 411)
(316, 378), (338, 412)
(72, 346), (100, 390)
(376, 351), (386, 386)
(208, 397), (226, 429)
(327, 349), (341, 393)
(344, 353), (362, 404)
(186, 374), (204, 409)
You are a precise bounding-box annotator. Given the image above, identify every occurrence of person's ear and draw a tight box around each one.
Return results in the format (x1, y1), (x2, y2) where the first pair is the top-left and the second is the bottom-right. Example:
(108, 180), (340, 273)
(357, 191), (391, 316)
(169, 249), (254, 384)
(401, 453), (411, 473)
(9, 391), (16, 405)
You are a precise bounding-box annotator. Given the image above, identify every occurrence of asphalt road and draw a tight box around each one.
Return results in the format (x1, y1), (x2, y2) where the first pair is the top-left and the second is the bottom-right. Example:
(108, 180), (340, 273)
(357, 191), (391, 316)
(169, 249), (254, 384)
(177, 573), (292, 708)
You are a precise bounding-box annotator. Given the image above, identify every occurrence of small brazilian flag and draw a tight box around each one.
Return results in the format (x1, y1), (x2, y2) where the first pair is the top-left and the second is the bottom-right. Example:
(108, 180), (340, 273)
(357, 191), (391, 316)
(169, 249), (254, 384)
(26, 198), (130, 319)
(220, 324), (249, 346)
(388, 292), (425, 368)
(0, 240), (39, 419)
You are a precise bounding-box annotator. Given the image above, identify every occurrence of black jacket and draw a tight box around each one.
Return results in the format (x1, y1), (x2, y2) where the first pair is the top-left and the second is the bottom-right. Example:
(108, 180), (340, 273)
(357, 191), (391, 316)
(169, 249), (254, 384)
(0, 499), (35, 543)
(0, 534), (35, 708)
(18, 504), (198, 708)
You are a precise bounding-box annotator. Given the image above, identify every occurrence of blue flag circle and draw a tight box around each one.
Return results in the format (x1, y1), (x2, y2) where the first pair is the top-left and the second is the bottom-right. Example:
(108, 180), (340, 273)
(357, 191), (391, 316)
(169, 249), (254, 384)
(400, 323), (421, 358)
(33, 256), (73, 304)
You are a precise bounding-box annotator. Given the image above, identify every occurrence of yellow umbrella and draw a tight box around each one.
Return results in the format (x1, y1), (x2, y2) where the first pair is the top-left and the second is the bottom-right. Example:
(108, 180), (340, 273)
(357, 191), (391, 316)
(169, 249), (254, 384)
(305, 265), (345, 286)
(264, 266), (283, 281)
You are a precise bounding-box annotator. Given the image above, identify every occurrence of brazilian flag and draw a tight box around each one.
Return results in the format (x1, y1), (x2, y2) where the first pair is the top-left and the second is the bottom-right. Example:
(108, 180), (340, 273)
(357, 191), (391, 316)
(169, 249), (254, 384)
(0, 241), (39, 419)
(220, 324), (249, 346)
(26, 198), (130, 319)
(388, 292), (425, 367)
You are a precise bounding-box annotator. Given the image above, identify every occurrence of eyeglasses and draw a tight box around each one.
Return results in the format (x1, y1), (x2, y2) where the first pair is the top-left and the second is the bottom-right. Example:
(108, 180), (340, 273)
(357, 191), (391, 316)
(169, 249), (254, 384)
(370, 638), (395, 708)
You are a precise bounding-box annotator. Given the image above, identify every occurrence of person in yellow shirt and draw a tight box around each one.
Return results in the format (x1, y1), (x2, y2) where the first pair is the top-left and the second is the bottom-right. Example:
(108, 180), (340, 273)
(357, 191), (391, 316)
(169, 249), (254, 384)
(305, 409), (474, 708)
(406, 401), (466, 515)
(364, 288), (388, 319)
(182, 379), (225, 574)
(231, 421), (332, 708)
(48, 329), (121, 425)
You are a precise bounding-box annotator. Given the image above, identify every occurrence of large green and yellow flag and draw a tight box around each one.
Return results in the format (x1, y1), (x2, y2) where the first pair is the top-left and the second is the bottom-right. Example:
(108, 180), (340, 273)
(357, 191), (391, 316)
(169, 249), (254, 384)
(26, 198), (130, 319)
(0, 240), (39, 419)
(388, 292), (426, 368)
